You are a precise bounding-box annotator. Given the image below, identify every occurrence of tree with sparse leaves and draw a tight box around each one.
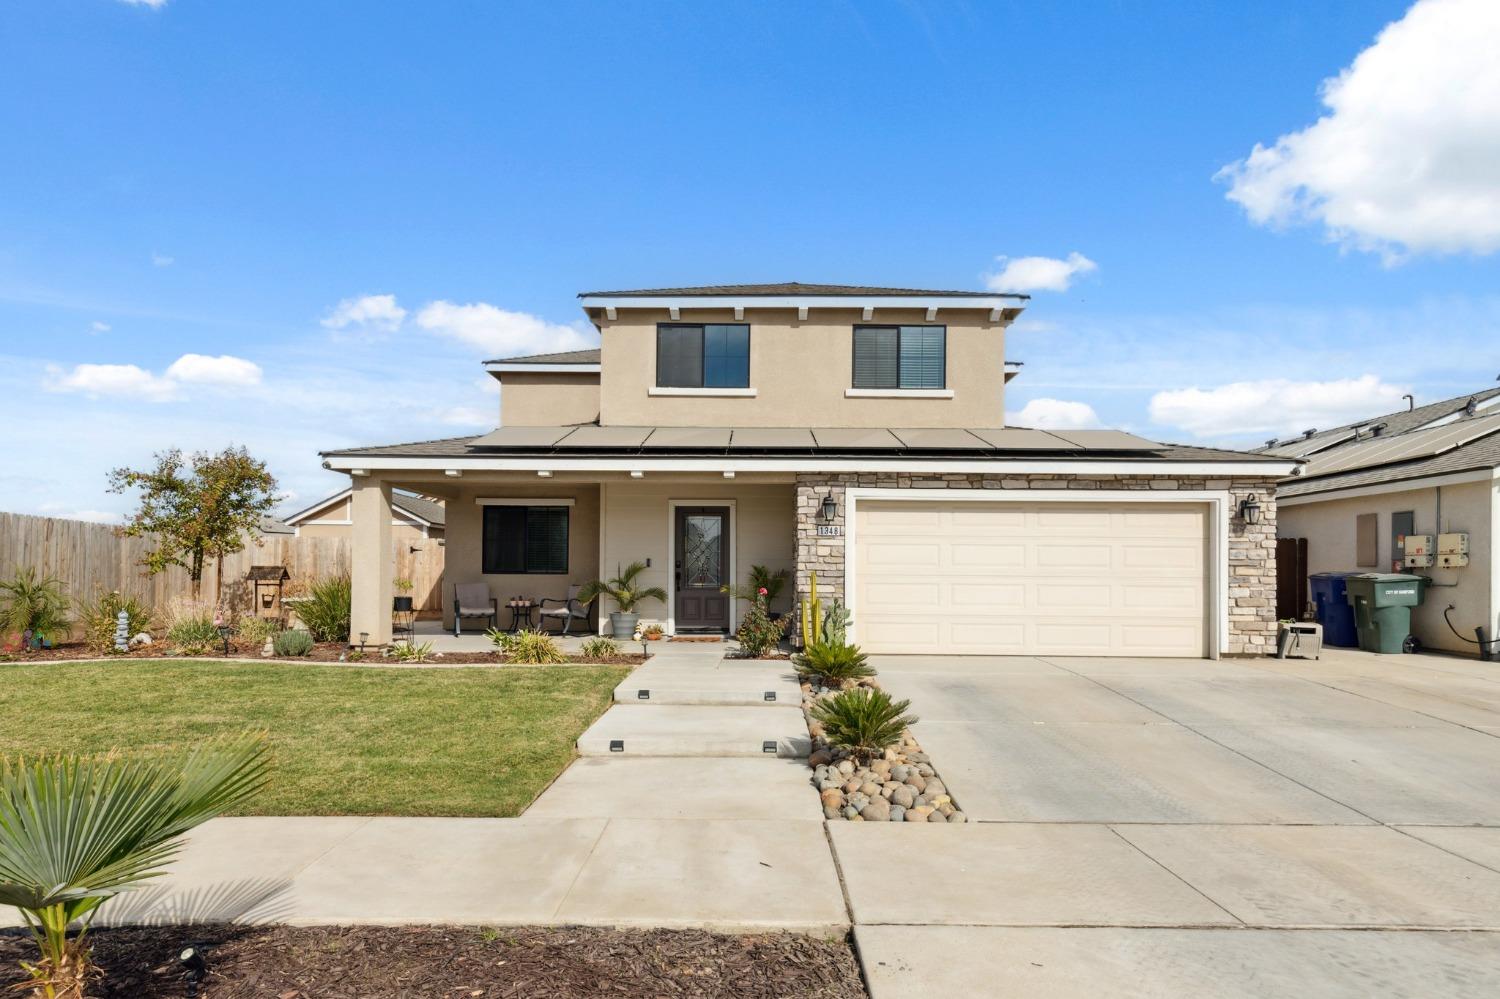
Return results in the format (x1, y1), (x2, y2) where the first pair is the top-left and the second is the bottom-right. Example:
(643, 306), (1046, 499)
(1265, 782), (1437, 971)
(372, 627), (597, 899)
(108, 447), (279, 601)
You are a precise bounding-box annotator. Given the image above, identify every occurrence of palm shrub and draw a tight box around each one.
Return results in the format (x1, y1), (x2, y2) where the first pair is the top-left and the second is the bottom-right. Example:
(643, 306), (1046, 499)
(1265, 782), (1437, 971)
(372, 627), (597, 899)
(0, 568), (70, 646)
(80, 589), (154, 653)
(580, 636), (620, 659)
(272, 629), (315, 657)
(810, 687), (917, 763)
(298, 574), (351, 642)
(795, 641), (874, 686)
(503, 629), (568, 664)
(578, 561), (667, 615)
(0, 733), (270, 998)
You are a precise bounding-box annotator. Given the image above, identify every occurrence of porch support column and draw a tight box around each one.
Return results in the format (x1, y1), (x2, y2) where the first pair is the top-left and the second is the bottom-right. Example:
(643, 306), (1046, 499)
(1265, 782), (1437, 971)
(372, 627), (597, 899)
(350, 476), (394, 646)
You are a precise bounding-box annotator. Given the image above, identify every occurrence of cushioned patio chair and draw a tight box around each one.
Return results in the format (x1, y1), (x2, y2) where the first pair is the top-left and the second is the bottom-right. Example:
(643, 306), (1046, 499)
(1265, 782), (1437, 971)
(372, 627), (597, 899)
(452, 582), (498, 636)
(538, 584), (597, 636)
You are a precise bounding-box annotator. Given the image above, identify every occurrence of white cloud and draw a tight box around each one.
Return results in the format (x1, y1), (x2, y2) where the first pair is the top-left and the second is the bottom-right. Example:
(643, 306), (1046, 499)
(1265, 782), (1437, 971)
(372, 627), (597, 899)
(51, 363), (178, 401)
(1148, 375), (1410, 439)
(164, 353), (263, 387)
(1005, 398), (1101, 430)
(120, 0), (168, 8)
(151, 252), (174, 267)
(321, 293), (407, 333)
(430, 405), (494, 427)
(414, 300), (594, 357)
(985, 253), (1097, 293)
(1217, 0), (1500, 260)
(38, 504), (122, 524)
(48, 353), (262, 401)
(90, 321), (111, 334)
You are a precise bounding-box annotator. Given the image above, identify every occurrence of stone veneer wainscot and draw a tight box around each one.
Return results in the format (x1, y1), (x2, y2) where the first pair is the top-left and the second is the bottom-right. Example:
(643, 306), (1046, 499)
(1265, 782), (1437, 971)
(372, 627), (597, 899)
(795, 472), (1279, 656)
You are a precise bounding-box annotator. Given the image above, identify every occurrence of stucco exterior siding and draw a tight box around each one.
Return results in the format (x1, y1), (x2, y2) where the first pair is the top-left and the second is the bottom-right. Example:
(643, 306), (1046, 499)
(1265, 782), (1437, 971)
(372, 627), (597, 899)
(596, 307), (1006, 428)
(1279, 478), (1497, 655)
(499, 371), (601, 427)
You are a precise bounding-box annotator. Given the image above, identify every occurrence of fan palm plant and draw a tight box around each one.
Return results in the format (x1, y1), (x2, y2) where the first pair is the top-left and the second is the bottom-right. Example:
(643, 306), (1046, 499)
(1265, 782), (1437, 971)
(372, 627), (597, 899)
(0, 568), (70, 647)
(809, 687), (916, 763)
(579, 561), (667, 638)
(0, 733), (270, 998)
(794, 641), (874, 687)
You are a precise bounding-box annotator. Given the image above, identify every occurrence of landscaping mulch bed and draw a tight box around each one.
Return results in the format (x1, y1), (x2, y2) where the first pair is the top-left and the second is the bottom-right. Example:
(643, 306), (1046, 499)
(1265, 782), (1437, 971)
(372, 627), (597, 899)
(0, 925), (869, 998)
(0, 641), (645, 666)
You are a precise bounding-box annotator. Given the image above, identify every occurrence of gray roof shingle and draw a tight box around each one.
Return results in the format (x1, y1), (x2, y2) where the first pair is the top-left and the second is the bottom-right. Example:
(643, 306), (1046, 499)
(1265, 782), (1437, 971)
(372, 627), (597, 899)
(1259, 387), (1500, 457)
(578, 282), (1028, 299)
(485, 348), (601, 365)
(1280, 429), (1500, 498)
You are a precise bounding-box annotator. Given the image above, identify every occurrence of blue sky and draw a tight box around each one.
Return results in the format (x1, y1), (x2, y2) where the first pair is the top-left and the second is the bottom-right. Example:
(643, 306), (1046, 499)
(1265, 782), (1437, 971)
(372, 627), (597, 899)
(3, 0), (1498, 520)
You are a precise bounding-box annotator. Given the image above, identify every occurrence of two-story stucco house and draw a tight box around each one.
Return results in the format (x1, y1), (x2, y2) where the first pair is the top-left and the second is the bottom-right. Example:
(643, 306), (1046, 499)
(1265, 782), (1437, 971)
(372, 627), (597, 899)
(322, 283), (1294, 657)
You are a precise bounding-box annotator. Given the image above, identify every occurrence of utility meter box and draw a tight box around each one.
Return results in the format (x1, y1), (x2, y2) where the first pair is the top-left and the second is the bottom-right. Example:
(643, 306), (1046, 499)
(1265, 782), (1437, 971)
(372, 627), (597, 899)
(1437, 532), (1470, 568)
(1402, 534), (1434, 568)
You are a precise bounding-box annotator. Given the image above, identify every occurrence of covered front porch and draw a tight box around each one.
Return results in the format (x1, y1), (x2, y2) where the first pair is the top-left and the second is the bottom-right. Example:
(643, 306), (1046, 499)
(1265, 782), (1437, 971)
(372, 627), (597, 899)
(347, 471), (798, 645)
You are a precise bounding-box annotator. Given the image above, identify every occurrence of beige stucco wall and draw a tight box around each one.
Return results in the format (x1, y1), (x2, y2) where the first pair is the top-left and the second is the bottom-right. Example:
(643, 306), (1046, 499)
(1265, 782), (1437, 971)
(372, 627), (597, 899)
(441, 483), (602, 631)
(292, 495), (442, 541)
(499, 371), (601, 427)
(598, 479), (797, 632)
(1278, 479), (1496, 655)
(596, 307), (1007, 428)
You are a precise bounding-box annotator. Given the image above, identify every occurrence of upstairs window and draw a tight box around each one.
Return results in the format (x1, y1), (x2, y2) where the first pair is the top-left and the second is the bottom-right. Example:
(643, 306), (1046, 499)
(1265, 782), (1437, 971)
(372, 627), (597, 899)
(482, 505), (569, 574)
(657, 324), (750, 388)
(852, 325), (946, 390)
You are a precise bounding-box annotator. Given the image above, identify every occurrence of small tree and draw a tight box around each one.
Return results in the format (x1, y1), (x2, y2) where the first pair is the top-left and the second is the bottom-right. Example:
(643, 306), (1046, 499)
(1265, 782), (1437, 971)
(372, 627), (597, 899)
(108, 447), (279, 601)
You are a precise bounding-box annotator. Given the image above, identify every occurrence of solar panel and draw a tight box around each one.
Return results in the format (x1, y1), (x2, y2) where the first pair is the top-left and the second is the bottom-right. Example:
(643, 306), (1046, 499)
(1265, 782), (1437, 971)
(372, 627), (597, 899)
(728, 428), (817, 449)
(1050, 429), (1160, 450)
(643, 427), (732, 448)
(1303, 413), (1500, 477)
(890, 428), (991, 449)
(968, 428), (1079, 450)
(554, 425), (654, 448)
(468, 426), (576, 448)
(810, 428), (906, 449)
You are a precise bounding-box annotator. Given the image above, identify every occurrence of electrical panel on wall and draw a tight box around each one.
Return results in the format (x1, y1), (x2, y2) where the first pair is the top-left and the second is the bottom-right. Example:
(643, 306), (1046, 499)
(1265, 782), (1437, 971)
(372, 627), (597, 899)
(1403, 534), (1434, 568)
(1437, 532), (1470, 569)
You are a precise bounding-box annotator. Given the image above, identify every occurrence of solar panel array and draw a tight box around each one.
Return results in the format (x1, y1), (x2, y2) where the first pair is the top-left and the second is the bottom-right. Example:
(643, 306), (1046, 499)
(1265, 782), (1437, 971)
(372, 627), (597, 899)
(1301, 412), (1500, 478)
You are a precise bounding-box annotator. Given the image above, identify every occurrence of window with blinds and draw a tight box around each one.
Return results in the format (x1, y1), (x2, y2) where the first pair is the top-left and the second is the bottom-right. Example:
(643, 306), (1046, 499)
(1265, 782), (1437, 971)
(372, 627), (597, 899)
(852, 325), (946, 389)
(656, 324), (750, 388)
(482, 505), (569, 574)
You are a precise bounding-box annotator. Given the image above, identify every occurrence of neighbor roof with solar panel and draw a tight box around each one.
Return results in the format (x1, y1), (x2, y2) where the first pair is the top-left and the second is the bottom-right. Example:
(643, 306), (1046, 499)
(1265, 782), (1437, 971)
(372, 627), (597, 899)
(1298, 411), (1500, 479)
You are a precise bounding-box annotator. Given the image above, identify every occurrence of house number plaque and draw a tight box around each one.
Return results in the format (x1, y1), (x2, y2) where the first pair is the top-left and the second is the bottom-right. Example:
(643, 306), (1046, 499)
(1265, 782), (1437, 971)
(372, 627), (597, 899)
(816, 525), (843, 537)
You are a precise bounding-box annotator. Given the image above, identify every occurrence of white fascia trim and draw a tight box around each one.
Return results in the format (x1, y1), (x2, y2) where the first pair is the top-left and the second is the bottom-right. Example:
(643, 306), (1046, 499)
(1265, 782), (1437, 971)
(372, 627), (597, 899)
(842, 487), (1234, 658)
(325, 455), (1298, 477)
(844, 388), (954, 399)
(475, 497), (577, 506)
(580, 294), (1027, 314)
(484, 362), (601, 374)
(283, 487), (353, 525)
(647, 387), (758, 397)
(1003, 362), (1023, 374)
(1277, 466), (1500, 507)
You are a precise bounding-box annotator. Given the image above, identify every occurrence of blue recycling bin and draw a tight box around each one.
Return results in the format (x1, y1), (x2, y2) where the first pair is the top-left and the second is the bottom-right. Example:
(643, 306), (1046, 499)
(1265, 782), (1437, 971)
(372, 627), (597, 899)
(1309, 571), (1359, 647)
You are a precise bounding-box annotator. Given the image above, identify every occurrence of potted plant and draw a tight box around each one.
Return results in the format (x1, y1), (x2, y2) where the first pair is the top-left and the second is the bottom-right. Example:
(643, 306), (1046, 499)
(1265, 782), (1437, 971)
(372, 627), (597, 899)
(393, 577), (414, 612)
(580, 561), (667, 639)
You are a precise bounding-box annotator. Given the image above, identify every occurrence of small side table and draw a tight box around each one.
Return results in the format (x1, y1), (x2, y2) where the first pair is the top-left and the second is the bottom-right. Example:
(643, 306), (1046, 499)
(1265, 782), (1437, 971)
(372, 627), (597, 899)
(506, 601), (537, 633)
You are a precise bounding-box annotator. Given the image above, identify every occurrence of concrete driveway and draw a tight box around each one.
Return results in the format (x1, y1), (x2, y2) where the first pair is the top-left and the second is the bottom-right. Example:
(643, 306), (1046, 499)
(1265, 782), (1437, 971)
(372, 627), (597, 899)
(842, 649), (1500, 997)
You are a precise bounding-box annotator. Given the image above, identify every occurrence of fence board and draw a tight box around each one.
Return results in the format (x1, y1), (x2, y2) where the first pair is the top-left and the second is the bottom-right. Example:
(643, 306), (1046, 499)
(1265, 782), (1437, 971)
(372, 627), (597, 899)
(0, 512), (445, 631)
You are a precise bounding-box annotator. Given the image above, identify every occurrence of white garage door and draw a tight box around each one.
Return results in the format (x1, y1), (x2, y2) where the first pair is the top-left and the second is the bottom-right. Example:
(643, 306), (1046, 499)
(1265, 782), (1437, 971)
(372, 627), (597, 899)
(853, 499), (1209, 657)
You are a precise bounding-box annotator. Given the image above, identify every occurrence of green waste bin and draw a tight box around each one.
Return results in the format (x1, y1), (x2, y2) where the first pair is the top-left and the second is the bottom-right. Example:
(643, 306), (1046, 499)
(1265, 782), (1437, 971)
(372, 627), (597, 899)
(1344, 573), (1428, 654)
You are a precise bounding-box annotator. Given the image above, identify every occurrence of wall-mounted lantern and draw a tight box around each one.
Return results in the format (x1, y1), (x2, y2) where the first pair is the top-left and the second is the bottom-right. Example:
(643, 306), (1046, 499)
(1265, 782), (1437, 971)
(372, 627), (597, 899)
(1239, 493), (1263, 526)
(820, 493), (838, 524)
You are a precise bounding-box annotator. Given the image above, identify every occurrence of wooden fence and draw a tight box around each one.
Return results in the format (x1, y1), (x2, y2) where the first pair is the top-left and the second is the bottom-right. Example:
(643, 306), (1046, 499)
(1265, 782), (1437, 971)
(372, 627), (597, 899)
(0, 512), (445, 628)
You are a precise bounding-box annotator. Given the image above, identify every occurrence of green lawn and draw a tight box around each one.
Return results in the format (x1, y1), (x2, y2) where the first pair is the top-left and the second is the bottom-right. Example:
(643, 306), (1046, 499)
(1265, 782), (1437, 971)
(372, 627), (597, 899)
(0, 659), (631, 817)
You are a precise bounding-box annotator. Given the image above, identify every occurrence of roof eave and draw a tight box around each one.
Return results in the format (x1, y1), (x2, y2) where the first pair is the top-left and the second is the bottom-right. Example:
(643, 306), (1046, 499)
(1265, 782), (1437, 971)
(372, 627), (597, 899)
(579, 292), (1028, 323)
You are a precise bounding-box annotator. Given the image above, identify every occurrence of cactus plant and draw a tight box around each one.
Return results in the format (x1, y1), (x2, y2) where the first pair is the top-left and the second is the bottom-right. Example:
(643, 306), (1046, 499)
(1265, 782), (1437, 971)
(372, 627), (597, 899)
(822, 599), (850, 645)
(800, 570), (826, 648)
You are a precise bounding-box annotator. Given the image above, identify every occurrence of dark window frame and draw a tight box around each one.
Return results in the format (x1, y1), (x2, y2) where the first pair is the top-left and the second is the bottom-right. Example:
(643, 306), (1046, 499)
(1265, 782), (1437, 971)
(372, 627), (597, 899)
(655, 323), (751, 389)
(851, 324), (947, 390)
(481, 504), (570, 575)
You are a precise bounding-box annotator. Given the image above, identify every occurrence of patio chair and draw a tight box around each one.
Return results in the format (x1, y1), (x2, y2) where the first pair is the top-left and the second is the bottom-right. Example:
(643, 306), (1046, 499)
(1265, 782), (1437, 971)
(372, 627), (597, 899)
(538, 585), (597, 636)
(452, 582), (498, 636)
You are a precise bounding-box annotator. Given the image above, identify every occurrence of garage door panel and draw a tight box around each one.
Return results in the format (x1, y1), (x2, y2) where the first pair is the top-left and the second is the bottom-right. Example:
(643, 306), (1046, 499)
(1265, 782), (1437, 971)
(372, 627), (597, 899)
(855, 500), (1208, 658)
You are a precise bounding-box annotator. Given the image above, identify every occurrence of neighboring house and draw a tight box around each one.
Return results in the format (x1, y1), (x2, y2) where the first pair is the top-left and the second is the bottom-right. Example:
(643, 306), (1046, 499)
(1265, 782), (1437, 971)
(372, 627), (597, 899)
(284, 488), (446, 542)
(322, 282), (1292, 657)
(1271, 389), (1500, 655)
(257, 514), (296, 538)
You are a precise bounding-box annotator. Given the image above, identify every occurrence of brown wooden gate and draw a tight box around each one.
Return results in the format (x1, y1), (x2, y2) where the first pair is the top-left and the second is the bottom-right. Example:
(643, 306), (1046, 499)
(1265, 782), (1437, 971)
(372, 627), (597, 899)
(1276, 537), (1309, 621)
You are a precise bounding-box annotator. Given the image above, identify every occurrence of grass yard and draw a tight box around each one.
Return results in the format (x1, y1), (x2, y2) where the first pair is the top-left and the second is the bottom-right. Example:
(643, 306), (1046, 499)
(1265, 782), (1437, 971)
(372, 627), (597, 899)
(0, 659), (631, 817)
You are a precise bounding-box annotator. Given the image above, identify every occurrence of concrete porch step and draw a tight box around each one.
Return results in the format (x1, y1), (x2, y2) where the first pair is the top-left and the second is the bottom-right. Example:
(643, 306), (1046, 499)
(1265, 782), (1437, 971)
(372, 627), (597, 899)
(577, 705), (811, 758)
(613, 659), (802, 706)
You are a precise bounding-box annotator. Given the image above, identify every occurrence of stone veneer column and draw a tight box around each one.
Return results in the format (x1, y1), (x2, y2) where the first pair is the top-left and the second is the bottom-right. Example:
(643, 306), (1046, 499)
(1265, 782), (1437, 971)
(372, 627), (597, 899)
(793, 471), (1279, 655)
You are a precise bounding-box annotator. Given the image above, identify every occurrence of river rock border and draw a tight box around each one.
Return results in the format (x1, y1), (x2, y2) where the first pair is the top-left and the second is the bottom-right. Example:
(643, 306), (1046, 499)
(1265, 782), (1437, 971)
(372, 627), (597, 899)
(801, 678), (967, 823)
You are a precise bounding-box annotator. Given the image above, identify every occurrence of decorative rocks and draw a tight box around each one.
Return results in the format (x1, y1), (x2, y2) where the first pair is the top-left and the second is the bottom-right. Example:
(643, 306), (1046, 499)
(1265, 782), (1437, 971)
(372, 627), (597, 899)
(801, 678), (967, 825)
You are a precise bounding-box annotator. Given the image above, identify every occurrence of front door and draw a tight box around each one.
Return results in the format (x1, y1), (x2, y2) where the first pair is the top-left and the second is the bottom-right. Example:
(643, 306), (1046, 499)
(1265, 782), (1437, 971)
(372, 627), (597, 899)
(675, 506), (730, 631)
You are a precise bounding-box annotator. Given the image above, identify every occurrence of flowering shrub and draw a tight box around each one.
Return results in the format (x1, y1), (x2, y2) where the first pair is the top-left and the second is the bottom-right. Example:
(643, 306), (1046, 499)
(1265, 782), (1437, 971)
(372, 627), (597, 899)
(735, 592), (787, 657)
